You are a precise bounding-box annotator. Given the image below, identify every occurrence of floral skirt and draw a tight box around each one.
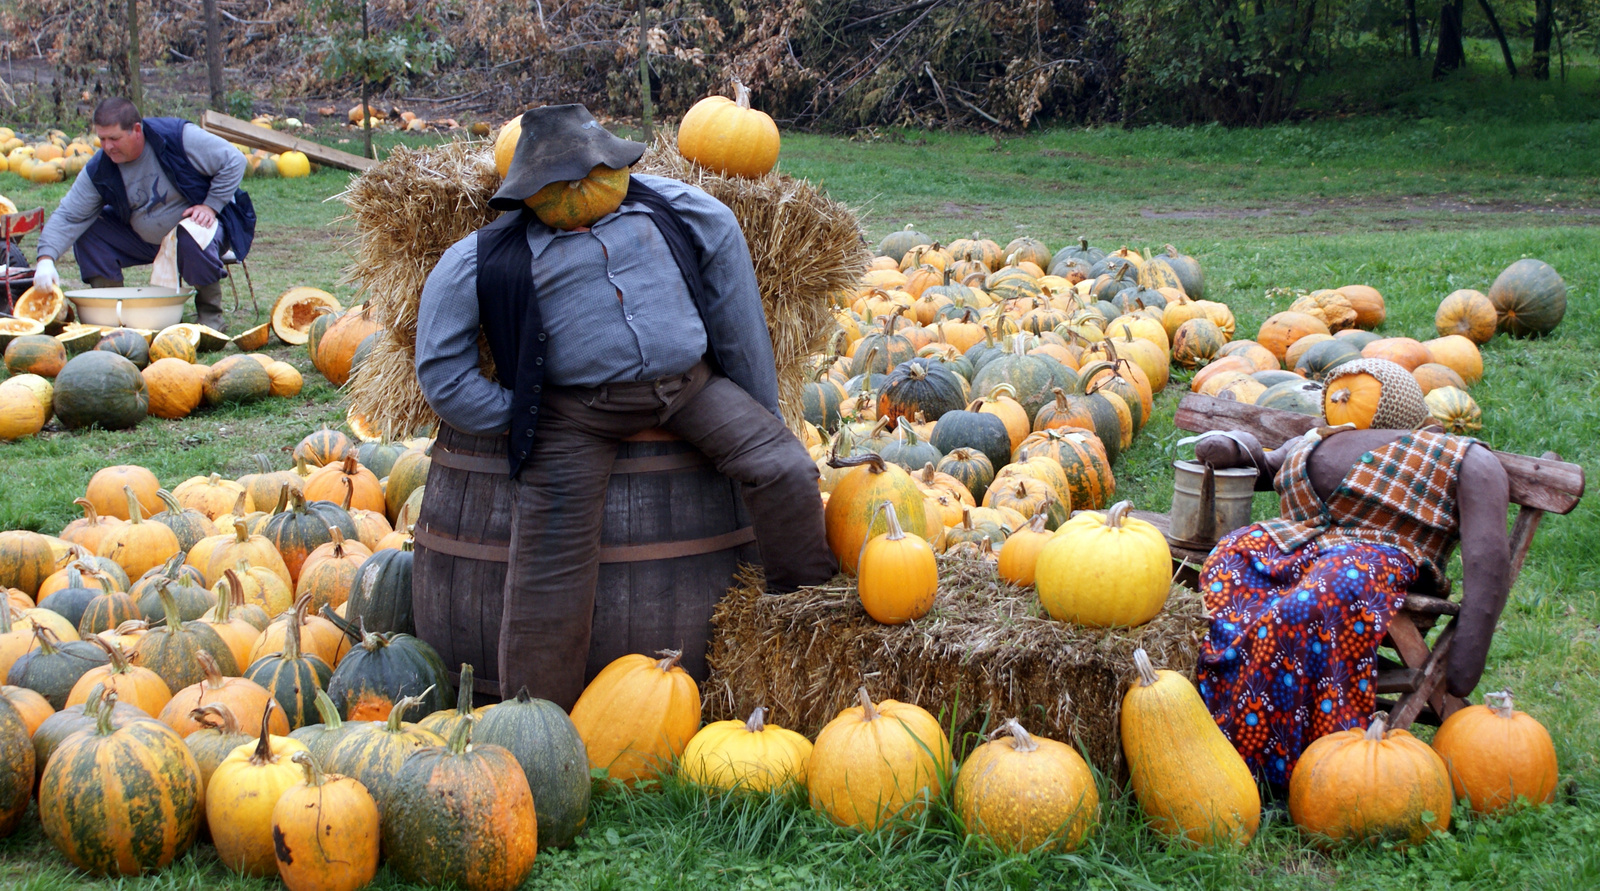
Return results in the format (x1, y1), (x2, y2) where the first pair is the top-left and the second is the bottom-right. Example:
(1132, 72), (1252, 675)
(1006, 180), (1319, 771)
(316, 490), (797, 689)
(1196, 524), (1416, 788)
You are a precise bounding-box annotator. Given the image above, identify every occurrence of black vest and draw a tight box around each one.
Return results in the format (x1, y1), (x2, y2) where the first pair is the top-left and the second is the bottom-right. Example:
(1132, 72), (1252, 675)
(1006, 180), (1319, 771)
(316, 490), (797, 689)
(477, 178), (714, 477)
(85, 116), (256, 260)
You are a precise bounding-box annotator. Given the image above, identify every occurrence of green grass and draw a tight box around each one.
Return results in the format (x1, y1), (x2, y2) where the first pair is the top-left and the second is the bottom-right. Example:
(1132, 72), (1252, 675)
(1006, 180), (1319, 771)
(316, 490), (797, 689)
(2, 108), (1599, 888)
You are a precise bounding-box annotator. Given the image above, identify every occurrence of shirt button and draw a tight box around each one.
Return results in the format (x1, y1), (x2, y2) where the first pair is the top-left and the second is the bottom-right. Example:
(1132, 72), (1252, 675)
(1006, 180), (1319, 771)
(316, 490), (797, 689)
(625, 314), (634, 321)
(524, 430), (534, 438)
(534, 357), (543, 365)
(537, 333), (547, 341)
(532, 385), (541, 393)
(529, 407), (537, 415)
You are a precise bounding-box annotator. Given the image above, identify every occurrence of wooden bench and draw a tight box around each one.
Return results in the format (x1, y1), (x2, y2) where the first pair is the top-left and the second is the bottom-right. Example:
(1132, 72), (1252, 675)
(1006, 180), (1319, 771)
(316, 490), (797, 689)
(1170, 393), (1585, 729)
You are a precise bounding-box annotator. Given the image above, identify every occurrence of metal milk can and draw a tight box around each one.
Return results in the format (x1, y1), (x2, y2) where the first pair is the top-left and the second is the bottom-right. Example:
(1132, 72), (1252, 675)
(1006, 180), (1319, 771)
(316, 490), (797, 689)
(1168, 459), (1258, 550)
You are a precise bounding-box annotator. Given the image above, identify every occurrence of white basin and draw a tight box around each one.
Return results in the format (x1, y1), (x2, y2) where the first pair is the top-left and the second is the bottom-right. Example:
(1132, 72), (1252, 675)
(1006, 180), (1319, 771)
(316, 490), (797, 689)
(64, 287), (192, 329)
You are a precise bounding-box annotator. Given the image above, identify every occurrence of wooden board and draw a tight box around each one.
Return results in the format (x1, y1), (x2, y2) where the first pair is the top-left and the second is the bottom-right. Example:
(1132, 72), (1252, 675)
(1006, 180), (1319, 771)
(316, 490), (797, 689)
(199, 110), (376, 173)
(1174, 394), (1585, 514)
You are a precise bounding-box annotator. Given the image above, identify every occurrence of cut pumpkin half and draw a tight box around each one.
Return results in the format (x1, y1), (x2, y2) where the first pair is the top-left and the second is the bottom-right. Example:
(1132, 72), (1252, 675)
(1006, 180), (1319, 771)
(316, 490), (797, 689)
(232, 321), (272, 351)
(14, 284), (69, 326)
(270, 287), (342, 345)
(0, 317), (45, 351)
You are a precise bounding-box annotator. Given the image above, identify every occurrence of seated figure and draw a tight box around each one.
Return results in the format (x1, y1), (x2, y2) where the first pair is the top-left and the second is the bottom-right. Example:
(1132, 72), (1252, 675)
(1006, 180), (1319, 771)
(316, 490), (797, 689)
(1191, 418), (1509, 788)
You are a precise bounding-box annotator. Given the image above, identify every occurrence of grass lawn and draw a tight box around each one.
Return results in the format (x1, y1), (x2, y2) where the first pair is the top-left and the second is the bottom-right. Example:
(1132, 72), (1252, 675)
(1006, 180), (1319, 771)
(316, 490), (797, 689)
(1, 103), (1598, 889)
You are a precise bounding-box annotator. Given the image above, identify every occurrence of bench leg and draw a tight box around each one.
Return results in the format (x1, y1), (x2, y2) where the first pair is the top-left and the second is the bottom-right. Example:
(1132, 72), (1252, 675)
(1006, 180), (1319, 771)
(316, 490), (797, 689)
(1389, 620), (1465, 729)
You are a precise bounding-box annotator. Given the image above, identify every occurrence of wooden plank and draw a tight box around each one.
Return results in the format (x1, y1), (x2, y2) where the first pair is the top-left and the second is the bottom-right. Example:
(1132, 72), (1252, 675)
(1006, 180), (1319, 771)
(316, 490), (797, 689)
(1375, 667), (1423, 694)
(1402, 594), (1460, 616)
(1174, 394), (1586, 514)
(1389, 621), (1457, 729)
(1385, 613), (1433, 669)
(199, 110), (376, 173)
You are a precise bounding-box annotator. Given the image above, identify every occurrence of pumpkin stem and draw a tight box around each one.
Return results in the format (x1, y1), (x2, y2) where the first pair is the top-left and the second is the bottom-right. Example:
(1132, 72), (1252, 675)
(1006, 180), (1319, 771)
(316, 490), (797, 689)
(386, 692), (430, 731)
(732, 78), (751, 109)
(273, 481), (291, 515)
(445, 711), (475, 754)
(1364, 712), (1389, 741)
(988, 382), (1018, 401)
(95, 689), (119, 736)
(123, 485), (143, 525)
(196, 649), (225, 688)
(1329, 387), (1351, 405)
(281, 598), (306, 661)
(154, 579), (186, 633)
(998, 718), (1040, 753)
(1133, 648), (1159, 687)
(454, 663), (475, 715)
(960, 507), (974, 531)
(879, 501), (906, 542)
(193, 702), (240, 733)
(826, 452), (888, 475)
(341, 477), (354, 512)
(291, 749), (327, 787)
(156, 488), (184, 517)
(744, 706), (766, 733)
(251, 700), (279, 765)
(857, 687), (879, 722)
(1105, 501), (1132, 529)
(86, 634), (131, 673)
(30, 622), (61, 655)
(310, 689), (343, 729)
(1485, 689), (1515, 719)
(654, 649), (684, 673)
(514, 686), (534, 704)
(73, 497), (101, 525)
(1027, 507), (1049, 534)
(232, 518), (250, 543)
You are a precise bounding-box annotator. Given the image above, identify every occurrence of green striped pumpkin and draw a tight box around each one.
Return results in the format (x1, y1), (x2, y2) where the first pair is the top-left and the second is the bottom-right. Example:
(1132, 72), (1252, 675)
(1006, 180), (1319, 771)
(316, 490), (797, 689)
(1014, 428), (1116, 511)
(134, 582), (238, 693)
(243, 612), (332, 730)
(7, 626), (111, 710)
(37, 694), (203, 875)
(287, 689), (364, 764)
(968, 335), (1077, 422)
(383, 447), (431, 523)
(0, 695), (32, 838)
(342, 544), (414, 636)
(323, 693), (444, 818)
(31, 684), (162, 786)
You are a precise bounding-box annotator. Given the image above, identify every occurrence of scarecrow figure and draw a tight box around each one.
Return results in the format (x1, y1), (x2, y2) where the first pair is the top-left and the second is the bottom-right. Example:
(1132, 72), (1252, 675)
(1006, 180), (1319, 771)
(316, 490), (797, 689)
(32, 97), (254, 332)
(415, 105), (837, 708)
(1189, 410), (1510, 788)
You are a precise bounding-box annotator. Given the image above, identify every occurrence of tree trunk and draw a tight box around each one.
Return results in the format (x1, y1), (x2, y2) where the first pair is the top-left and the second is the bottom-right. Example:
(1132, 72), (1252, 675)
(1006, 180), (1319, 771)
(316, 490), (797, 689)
(1531, 0), (1552, 80)
(638, 0), (653, 141)
(126, 0), (142, 105)
(204, 0), (223, 110)
(1476, 0), (1516, 77)
(362, 0), (373, 160)
(1406, 0), (1421, 58)
(1432, 0), (1466, 78)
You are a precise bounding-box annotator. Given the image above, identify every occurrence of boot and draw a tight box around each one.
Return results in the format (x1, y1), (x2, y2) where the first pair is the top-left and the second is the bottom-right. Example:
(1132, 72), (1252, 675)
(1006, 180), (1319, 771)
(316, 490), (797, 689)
(194, 281), (227, 333)
(85, 275), (122, 289)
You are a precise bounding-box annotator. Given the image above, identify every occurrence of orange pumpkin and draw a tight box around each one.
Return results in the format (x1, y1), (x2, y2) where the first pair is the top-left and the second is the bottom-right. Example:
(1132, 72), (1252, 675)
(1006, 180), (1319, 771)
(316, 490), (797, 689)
(1289, 712), (1451, 848)
(1431, 689), (1558, 814)
(96, 486), (183, 581)
(856, 502), (937, 625)
(1256, 312), (1330, 362)
(302, 454), (385, 515)
(824, 453), (936, 574)
(1435, 289), (1497, 344)
(1420, 335), (1482, 386)
(86, 465), (162, 521)
(569, 650), (701, 784)
(1337, 285), (1387, 329)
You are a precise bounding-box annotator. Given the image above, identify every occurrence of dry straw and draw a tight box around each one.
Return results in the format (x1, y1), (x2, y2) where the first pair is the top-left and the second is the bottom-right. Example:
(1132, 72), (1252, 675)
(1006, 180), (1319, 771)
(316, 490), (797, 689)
(705, 559), (1207, 777)
(338, 133), (868, 438)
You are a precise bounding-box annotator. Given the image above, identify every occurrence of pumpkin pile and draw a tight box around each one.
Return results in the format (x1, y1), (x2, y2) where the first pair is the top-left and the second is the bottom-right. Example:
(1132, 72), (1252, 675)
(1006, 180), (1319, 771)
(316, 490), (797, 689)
(0, 317), (304, 441)
(1, 126), (97, 184)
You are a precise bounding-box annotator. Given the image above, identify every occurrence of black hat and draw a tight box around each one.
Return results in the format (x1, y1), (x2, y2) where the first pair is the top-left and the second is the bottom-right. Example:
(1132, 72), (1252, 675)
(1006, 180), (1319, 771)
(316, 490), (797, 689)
(489, 104), (645, 211)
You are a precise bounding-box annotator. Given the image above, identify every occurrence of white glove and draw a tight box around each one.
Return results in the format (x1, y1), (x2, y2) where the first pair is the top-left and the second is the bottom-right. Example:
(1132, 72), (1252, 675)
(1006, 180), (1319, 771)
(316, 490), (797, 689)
(32, 257), (59, 291)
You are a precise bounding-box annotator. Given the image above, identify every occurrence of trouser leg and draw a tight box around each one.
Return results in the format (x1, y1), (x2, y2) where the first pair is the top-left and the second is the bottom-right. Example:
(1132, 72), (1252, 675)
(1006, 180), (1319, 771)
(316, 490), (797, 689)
(176, 227), (228, 331)
(499, 388), (653, 708)
(661, 366), (837, 592)
(71, 214), (157, 284)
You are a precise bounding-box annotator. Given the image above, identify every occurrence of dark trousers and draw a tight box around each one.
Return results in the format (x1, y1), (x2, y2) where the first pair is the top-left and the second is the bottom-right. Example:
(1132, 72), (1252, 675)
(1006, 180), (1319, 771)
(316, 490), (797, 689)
(73, 213), (228, 324)
(501, 361), (836, 707)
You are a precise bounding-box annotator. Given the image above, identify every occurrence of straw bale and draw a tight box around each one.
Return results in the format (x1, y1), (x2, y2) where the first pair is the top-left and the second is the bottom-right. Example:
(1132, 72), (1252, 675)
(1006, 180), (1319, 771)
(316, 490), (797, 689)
(705, 559), (1208, 779)
(339, 133), (866, 439)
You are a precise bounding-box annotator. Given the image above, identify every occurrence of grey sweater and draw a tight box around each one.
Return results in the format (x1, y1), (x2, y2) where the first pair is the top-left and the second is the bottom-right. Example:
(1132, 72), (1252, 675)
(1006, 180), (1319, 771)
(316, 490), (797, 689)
(37, 123), (246, 260)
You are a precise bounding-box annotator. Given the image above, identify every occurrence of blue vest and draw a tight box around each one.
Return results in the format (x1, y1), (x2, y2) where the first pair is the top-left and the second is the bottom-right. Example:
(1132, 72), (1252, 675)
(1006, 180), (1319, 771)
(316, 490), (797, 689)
(85, 116), (256, 260)
(476, 179), (714, 477)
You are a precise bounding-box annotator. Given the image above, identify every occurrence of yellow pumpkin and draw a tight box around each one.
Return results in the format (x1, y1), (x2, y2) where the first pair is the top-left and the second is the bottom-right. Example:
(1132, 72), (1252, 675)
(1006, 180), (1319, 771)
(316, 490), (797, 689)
(995, 511), (1053, 587)
(1035, 502), (1169, 627)
(1421, 334), (1483, 386)
(1122, 648), (1260, 847)
(806, 687), (950, 831)
(525, 164), (630, 230)
(207, 703), (312, 876)
(856, 501), (937, 625)
(276, 151), (311, 178)
(677, 81), (781, 178)
(1434, 289), (1497, 344)
(569, 650), (701, 784)
(953, 718), (1098, 853)
(679, 706), (813, 794)
(492, 115), (522, 177)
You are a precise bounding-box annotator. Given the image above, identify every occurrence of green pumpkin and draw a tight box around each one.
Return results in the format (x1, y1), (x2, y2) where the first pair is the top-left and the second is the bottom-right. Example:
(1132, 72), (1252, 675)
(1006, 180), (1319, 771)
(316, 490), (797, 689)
(930, 408), (1012, 478)
(1487, 258), (1566, 337)
(52, 350), (149, 430)
(849, 321), (917, 377)
(40, 566), (108, 630)
(93, 328), (150, 369)
(323, 692), (445, 817)
(134, 582), (238, 692)
(129, 554), (207, 607)
(1256, 379), (1327, 417)
(1171, 318), (1227, 369)
(1294, 338), (1364, 380)
(877, 358), (967, 423)
(37, 702), (203, 875)
(137, 575), (217, 625)
(31, 684), (161, 784)
(255, 156), (279, 178)
(243, 612), (332, 730)
(935, 447), (995, 504)
(1049, 236), (1105, 272)
(876, 225), (932, 263)
(150, 489), (218, 554)
(260, 489), (360, 583)
(802, 371), (847, 433)
(1332, 328), (1382, 350)
(287, 689), (364, 763)
(325, 629), (452, 724)
(182, 703), (254, 798)
(202, 356), (272, 406)
(476, 685), (592, 850)
(968, 336), (1077, 422)
(877, 424), (944, 472)
(354, 440), (407, 479)
(1145, 244), (1204, 300)
(305, 309), (343, 364)
(343, 543), (414, 636)
(6, 627), (111, 709)
(416, 663), (481, 741)
(0, 696), (33, 838)
(1251, 369), (1305, 388)
(77, 576), (140, 637)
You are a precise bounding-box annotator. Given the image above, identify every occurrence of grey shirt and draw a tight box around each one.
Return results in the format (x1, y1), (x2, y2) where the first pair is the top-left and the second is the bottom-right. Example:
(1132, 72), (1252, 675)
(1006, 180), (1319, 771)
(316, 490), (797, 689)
(37, 123), (247, 259)
(416, 174), (779, 436)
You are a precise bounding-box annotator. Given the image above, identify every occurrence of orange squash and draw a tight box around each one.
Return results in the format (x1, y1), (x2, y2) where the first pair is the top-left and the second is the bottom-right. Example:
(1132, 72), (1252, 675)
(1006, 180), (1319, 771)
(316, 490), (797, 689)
(569, 650), (701, 784)
(158, 650), (287, 738)
(1431, 689), (1558, 814)
(824, 453), (936, 574)
(1289, 712), (1451, 848)
(677, 81), (780, 178)
(856, 502), (937, 624)
(1434, 289), (1497, 344)
(207, 702), (311, 876)
(85, 465), (162, 521)
(58, 499), (126, 556)
(806, 687), (950, 831)
(96, 486), (182, 582)
(303, 453), (384, 515)
(271, 751), (381, 891)
(1421, 335), (1482, 386)
(1256, 311), (1330, 362)
(953, 718), (1098, 853)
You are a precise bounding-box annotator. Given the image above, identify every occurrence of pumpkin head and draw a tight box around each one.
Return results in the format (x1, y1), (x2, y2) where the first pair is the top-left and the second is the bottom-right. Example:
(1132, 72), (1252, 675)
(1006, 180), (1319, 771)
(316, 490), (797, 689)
(806, 687), (951, 831)
(569, 649), (701, 784)
(953, 718), (1099, 853)
(681, 706), (813, 794)
(856, 502), (938, 624)
(271, 750), (381, 891)
(524, 163), (630, 230)
(1035, 501), (1168, 627)
(37, 692), (204, 875)
(1323, 358), (1430, 429)
(1431, 689), (1558, 814)
(207, 701), (311, 876)
(1288, 712), (1452, 848)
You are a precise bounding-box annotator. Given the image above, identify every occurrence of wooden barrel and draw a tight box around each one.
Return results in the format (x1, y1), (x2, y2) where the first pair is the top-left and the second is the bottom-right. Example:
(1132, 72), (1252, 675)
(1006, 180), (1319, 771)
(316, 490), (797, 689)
(411, 424), (758, 702)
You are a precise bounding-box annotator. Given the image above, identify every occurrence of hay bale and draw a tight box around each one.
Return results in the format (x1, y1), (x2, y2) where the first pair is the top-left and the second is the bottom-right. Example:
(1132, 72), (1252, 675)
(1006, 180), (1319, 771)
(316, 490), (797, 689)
(340, 133), (867, 439)
(705, 559), (1208, 778)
